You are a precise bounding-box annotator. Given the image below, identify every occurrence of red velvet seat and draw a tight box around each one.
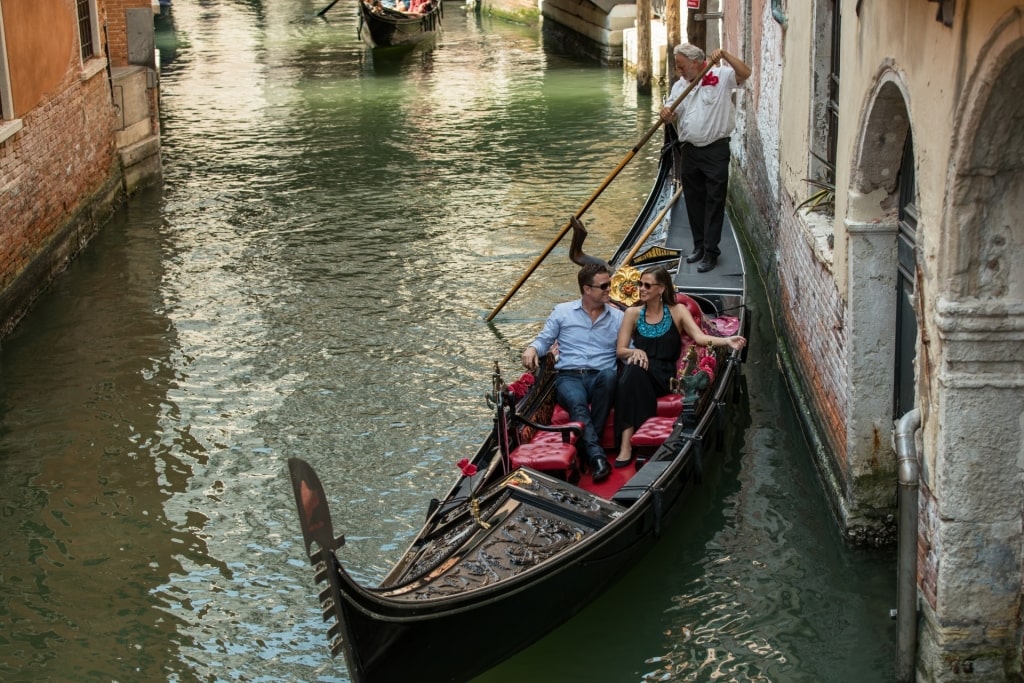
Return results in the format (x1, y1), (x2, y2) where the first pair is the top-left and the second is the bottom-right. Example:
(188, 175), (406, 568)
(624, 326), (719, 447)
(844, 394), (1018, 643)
(656, 393), (682, 418)
(509, 420), (583, 483)
(676, 292), (704, 323)
(528, 422), (582, 445)
(509, 442), (579, 481)
(629, 415), (676, 456)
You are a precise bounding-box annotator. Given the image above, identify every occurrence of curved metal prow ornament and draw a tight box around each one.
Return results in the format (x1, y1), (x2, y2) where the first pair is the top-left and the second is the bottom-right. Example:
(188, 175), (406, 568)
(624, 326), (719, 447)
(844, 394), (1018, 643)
(568, 216), (610, 269)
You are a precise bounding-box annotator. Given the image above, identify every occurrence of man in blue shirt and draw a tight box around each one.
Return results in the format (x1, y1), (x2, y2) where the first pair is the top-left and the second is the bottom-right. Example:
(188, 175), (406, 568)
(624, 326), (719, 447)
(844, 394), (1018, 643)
(521, 263), (623, 482)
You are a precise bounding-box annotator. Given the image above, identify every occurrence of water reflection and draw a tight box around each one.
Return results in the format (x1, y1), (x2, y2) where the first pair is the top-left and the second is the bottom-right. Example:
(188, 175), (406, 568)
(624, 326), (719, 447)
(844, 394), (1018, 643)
(0, 203), (197, 680)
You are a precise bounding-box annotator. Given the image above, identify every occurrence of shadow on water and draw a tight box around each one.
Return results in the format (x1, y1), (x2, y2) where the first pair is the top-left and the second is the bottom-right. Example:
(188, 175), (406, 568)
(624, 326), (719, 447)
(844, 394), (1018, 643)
(0, 189), (218, 681)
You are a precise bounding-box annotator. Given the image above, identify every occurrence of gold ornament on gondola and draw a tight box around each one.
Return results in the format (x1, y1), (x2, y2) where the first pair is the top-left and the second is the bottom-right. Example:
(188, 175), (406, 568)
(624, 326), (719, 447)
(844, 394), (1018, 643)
(610, 265), (642, 305)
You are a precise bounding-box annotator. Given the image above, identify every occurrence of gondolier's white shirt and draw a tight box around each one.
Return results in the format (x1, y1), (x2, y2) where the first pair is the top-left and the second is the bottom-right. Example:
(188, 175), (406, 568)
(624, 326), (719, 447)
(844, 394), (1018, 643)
(529, 300), (623, 371)
(666, 64), (739, 147)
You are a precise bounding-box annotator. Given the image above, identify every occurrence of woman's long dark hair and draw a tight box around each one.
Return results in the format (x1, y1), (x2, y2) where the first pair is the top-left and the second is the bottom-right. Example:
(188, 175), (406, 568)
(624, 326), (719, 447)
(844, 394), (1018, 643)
(643, 266), (676, 306)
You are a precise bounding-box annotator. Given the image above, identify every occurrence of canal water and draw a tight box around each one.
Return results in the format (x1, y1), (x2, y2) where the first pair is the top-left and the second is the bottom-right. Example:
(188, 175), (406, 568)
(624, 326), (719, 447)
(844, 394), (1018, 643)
(0, 1), (896, 681)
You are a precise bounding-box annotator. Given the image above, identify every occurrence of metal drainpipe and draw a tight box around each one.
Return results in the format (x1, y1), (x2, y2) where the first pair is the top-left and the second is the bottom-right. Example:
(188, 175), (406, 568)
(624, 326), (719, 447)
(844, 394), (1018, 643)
(771, 0), (788, 28)
(894, 408), (921, 682)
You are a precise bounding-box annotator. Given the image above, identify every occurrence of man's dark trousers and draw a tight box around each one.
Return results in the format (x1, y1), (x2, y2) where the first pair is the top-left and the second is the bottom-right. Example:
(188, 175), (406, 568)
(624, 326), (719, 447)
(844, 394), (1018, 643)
(680, 137), (730, 259)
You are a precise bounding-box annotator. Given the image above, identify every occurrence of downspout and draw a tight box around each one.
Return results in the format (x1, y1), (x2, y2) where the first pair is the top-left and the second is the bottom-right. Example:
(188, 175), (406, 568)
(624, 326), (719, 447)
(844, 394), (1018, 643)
(894, 408), (921, 683)
(771, 0), (788, 29)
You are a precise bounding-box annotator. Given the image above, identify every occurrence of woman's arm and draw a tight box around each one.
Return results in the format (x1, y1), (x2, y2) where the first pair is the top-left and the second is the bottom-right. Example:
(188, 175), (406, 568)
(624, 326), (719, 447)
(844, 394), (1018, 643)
(616, 308), (639, 360)
(675, 304), (748, 351)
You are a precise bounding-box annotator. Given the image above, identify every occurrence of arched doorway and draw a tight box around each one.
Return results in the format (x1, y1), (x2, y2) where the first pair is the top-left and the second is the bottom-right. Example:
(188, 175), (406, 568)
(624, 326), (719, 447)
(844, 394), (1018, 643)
(842, 74), (913, 522)
(918, 18), (1024, 678)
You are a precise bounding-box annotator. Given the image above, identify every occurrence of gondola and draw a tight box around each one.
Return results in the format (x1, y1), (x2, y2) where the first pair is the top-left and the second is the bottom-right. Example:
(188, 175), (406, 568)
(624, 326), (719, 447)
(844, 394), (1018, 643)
(288, 126), (751, 683)
(357, 0), (442, 49)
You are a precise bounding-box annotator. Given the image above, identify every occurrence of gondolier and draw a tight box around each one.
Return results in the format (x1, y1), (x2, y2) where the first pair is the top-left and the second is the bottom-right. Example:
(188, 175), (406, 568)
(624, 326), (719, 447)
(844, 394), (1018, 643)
(521, 263), (623, 483)
(660, 44), (751, 274)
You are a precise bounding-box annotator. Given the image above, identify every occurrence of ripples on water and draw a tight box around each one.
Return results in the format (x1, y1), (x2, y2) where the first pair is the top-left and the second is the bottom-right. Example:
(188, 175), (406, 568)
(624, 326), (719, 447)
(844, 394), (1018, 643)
(0, 1), (893, 681)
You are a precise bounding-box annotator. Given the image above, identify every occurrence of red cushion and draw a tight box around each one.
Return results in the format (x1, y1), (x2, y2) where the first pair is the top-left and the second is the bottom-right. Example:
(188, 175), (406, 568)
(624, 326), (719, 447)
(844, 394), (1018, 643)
(707, 315), (740, 336)
(676, 293), (703, 325)
(630, 416), (676, 448)
(509, 442), (578, 477)
(529, 421), (583, 445)
(656, 393), (682, 418)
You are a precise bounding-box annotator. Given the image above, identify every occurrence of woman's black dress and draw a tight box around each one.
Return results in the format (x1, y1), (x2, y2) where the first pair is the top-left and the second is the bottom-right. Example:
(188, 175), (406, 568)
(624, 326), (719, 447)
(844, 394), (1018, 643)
(616, 305), (682, 440)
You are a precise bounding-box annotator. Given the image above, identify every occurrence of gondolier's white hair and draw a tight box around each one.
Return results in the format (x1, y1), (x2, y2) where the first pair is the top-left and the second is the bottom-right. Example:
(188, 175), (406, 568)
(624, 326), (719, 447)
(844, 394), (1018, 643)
(674, 43), (705, 62)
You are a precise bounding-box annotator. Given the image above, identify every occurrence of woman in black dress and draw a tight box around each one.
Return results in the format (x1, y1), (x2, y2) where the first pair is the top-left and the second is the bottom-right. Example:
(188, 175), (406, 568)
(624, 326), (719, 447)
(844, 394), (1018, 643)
(613, 266), (746, 467)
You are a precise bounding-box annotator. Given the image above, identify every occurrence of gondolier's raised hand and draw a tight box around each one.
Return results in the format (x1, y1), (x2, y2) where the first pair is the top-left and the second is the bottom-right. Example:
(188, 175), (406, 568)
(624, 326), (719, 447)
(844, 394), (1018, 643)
(707, 49), (752, 85)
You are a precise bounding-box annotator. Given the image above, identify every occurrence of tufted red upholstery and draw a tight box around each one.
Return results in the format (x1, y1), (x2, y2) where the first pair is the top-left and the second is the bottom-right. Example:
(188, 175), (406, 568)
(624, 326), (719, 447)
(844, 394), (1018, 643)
(509, 442), (579, 481)
(629, 416), (676, 454)
(676, 292), (703, 325)
(508, 419), (584, 482)
(656, 393), (682, 417)
(528, 421), (583, 445)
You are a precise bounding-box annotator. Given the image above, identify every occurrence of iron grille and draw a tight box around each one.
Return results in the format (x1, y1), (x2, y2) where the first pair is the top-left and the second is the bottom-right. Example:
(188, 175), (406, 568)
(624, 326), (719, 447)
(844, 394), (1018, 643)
(77, 0), (94, 61)
(825, 0), (840, 181)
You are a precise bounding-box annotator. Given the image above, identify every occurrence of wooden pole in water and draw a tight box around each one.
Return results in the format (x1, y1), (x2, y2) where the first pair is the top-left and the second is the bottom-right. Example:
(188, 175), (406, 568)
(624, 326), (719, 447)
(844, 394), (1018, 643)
(666, 0), (680, 84)
(687, 0), (707, 53)
(636, 0), (652, 96)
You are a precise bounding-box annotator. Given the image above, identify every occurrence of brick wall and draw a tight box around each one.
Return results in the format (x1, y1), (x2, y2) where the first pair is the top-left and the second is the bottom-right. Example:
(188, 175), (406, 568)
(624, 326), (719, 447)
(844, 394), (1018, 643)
(775, 208), (849, 468)
(0, 69), (122, 336)
(732, 106), (851, 500)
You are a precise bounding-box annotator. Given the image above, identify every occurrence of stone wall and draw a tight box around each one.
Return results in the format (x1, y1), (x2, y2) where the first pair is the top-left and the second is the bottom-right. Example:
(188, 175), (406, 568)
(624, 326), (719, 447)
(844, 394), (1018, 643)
(479, 0), (541, 24)
(0, 68), (123, 338)
(0, 0), (159, 339)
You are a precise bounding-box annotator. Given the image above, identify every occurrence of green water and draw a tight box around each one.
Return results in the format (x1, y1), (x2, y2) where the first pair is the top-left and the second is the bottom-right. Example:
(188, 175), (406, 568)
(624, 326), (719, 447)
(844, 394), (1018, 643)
(0, 1), (894, 681)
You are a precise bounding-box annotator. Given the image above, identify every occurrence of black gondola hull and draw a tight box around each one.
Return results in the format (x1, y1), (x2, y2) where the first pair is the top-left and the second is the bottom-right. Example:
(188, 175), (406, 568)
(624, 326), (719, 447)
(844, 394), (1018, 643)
(306, 456), (705, 683)
(289, 125), (750, 683)
(358, 1), (441, 49)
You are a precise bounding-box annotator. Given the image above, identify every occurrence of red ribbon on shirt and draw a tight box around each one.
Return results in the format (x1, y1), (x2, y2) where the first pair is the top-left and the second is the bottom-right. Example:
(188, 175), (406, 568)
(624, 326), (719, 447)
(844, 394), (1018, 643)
(701, 70), (719, 87)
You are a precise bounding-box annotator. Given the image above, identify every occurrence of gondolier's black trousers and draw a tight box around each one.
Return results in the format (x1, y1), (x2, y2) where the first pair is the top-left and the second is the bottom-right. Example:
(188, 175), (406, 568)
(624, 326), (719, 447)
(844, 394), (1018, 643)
(678, 137), (730, 258)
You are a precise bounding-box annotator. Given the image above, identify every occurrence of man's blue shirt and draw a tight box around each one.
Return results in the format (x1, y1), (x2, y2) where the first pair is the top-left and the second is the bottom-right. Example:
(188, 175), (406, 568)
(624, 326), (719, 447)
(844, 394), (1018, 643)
(529, 299), (623, 371)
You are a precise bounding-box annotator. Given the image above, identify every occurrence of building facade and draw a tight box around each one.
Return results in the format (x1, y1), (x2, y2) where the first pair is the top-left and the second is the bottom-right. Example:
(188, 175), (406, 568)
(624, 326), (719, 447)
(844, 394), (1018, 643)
(0, 0), (160, 338)
(721, 0), (1023, 678)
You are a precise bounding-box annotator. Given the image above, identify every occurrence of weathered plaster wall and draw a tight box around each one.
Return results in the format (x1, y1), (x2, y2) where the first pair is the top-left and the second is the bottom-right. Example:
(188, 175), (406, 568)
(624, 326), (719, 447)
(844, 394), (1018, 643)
(729, 0), (1024, 676)
(3, 0), (76, 117)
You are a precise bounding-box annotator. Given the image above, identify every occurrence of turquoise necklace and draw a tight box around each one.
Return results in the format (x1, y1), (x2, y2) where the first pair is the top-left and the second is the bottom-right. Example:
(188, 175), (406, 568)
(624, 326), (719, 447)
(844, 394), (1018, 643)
(637, 304), (672, 337)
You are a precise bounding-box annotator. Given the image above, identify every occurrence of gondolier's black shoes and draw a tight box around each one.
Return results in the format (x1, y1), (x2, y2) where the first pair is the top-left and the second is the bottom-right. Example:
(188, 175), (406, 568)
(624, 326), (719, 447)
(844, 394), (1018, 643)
(591, 456), (611, 483)
(697, 255), (718, 273)
(685, 248), (705, 264)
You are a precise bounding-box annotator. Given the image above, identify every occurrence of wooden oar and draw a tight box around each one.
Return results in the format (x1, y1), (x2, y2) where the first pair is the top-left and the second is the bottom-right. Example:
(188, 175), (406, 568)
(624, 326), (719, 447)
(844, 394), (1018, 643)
(485, 61), (714, 322)
(317, 0), (342, 17)
(621, 184), (683, 265)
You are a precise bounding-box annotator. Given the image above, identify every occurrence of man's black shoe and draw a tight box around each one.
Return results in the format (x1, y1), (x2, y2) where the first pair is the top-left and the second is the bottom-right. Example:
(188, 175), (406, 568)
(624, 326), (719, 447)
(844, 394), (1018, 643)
(685, 248), (705, 264)
(697, 255), (718, 273)
(591, 457), (611, 482)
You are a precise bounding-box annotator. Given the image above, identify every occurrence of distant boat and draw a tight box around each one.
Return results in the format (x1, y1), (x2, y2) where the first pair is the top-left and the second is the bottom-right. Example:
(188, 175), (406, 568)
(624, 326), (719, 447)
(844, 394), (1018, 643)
(357, 0), (442, 48)
(287, 126), (751, 683)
